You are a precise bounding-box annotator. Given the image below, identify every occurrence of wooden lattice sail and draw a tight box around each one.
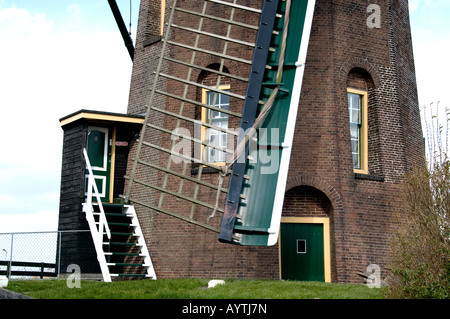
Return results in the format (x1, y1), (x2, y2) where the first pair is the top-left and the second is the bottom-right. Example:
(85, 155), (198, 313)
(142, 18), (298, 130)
(123, 0), (316, 246)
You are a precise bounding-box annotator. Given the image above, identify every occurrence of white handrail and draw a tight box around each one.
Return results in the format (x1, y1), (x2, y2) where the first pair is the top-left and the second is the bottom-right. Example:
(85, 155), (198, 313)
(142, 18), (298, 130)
(83, 148), (111, 240)
(83, 148), (112, 282)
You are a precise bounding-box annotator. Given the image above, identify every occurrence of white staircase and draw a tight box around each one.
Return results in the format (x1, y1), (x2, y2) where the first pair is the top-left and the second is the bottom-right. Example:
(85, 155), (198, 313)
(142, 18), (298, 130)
(83, 148), (156, 282)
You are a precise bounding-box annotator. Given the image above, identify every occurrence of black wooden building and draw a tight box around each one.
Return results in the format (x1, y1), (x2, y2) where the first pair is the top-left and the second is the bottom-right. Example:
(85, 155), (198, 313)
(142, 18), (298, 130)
(58, 110), (144, 275)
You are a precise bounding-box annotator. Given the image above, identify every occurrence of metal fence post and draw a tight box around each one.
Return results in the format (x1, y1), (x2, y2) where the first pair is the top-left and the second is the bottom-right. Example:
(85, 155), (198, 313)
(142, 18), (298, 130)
(8, 233), (13, 280)
(57, 231), (62, 279)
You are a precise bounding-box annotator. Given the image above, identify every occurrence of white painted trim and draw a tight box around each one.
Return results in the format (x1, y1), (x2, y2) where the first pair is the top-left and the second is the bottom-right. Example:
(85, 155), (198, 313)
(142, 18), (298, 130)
(84, 174), (106, 198)
(267, 0), (316, 246)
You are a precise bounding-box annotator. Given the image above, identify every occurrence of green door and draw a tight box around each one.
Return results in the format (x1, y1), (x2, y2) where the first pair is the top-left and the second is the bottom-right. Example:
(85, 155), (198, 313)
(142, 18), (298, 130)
(85, 126), (111, 202)
(280, 223), (325, 281)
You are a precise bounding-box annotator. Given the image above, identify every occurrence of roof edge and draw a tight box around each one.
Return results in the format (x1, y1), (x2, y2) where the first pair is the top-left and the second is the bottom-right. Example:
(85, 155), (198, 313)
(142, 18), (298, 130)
(60, 109), (145, 127)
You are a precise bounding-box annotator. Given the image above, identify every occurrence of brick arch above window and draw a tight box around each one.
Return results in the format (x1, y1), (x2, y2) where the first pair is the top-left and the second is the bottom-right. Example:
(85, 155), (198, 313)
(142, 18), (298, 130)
(339, 57), (381, 88)
(347, 68), (375, 91)
(194, 63), (232, 119)
(193, 55), (243, 82)
(197, 63), (231, 85)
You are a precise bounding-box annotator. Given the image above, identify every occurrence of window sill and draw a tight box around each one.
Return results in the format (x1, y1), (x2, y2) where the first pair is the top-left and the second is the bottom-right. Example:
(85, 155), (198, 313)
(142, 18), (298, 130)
(354, 173), (385, 182)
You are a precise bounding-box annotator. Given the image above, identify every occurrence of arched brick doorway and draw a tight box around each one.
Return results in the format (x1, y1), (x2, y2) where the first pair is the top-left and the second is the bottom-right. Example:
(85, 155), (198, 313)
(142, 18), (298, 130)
(279, 186), (332, 282)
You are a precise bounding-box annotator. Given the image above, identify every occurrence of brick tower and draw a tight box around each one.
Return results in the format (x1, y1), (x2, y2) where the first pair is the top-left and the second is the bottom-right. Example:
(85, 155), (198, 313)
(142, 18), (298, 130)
(124, 0), (424, 283)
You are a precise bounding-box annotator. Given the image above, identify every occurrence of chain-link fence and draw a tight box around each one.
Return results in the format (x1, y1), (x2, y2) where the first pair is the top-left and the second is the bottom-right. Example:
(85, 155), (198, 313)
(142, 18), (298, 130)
(0, 230), (102, 280)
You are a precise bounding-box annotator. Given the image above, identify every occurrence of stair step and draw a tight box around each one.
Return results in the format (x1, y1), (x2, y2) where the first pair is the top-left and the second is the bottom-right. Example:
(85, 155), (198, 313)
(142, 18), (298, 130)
(110, 232), (136, 236)
(108, 222), (134, 227)
(104, 252), (144, 257)
(110, 274), (153, 278)
(95, 222), (137, 232)
(107, 263), (144, 267)
(93, 203), (125, 208)
(95, 222), (132, 227)
(105, 212), (132, 217)
(95, 222), (133, 227)
(104, 242), (142, 246)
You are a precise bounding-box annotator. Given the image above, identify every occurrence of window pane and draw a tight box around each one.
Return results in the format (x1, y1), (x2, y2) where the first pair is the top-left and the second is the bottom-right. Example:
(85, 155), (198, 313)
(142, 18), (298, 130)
(348, 92), (363, 170)
(350, 124), (359, 139)
(221, 133), (227, 147)
(204, 89), (229, 163)
(353, 152), (360, 169)
(221, 93), (230, 106)
(297, 240), (307, 254)
(211, 110), (220, 119)
(207, 91), (219, 105)
(209, 133), (216, 144)
(351, 139), (359, 154)
(348, 93), (360, 109)
(351, 109), (360, 124)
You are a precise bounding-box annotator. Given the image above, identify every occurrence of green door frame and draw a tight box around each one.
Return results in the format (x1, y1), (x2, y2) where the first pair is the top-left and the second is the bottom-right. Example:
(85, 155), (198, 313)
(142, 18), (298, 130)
(279, 217), (331, 283)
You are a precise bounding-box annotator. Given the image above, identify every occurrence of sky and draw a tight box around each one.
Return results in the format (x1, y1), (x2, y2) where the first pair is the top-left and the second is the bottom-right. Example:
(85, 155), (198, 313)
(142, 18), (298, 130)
(0, 0), (139, 233)
(0, 0), (449, 233)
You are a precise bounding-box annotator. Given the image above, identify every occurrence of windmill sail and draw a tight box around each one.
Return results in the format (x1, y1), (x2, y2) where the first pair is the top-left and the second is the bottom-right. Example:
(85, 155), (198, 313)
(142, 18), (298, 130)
(219, 0), (316, 246)
(123, 0), (316, 246)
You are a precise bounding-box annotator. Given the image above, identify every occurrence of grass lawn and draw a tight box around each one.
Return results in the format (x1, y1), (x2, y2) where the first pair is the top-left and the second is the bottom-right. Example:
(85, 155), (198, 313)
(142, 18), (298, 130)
(5, 278), (385, 299)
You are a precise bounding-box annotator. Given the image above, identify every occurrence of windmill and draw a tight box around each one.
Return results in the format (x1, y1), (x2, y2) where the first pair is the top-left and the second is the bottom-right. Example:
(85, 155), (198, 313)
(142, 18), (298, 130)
(59, 0), (424, 282)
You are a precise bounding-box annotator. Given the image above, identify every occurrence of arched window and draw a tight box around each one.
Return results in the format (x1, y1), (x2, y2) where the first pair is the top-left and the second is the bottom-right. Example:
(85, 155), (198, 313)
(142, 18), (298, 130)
(347, 88), (368, 174)
(197, 64), (231, 165)
(347, 68), (375, 175)
(201, 85), (230, 164)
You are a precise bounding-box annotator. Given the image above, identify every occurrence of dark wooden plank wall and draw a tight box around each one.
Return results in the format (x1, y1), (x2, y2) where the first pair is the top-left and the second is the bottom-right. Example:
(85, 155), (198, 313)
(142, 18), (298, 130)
(57, 120), (99, 274)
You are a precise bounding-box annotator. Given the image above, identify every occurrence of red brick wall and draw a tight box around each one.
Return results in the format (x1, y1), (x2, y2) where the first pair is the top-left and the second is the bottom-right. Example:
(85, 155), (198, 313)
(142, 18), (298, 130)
(125, 0), (424, 283)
